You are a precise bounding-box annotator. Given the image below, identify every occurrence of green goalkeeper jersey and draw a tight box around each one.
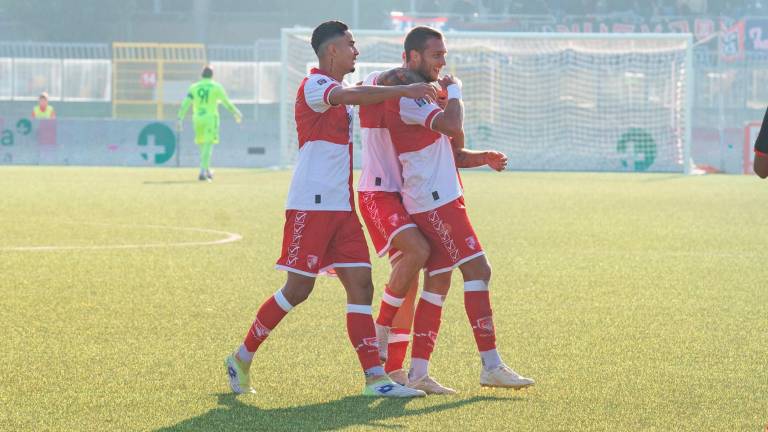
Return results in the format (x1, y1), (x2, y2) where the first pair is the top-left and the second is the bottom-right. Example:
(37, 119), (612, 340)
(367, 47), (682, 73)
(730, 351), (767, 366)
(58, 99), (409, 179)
(178, 78), (241, 121)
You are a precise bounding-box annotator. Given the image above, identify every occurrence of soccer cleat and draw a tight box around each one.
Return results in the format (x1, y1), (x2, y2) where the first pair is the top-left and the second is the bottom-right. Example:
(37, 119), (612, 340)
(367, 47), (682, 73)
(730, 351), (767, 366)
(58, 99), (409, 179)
(362, 377), (426, 398)
(407, 374), (457, 395)
(198, 173), (210, 182)
(480, 364), (535, 389)
(206, 169), (214, 180)
(375, 324), (389, 362)
(388, 369), (408, 386)
(225, 353), (255, 394)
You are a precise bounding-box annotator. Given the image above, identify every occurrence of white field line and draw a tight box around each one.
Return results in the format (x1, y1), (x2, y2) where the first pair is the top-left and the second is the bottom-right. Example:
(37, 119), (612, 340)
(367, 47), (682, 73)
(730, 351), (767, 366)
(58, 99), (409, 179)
(0, 223), (243, 252)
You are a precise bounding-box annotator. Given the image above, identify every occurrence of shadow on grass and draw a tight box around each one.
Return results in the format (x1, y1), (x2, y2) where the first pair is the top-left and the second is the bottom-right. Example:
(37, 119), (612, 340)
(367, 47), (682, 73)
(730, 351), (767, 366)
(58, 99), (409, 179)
(156, 392), (516, 431)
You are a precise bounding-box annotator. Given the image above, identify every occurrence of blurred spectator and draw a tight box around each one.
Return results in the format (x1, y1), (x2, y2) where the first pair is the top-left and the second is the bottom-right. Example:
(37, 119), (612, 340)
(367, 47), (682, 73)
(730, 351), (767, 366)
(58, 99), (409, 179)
(32, 92), (55, 119)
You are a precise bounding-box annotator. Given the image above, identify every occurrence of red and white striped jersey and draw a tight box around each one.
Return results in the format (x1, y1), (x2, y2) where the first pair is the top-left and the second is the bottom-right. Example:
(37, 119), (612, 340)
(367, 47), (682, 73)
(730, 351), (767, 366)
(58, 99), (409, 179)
(287, 68), (355, 211)
(357, 71), (403, 193)
(385, 96), (463, 214)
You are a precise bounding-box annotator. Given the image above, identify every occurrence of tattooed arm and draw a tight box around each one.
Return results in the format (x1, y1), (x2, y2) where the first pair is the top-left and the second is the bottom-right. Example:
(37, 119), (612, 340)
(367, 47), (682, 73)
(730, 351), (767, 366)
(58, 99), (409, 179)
(376, 67), (426, 86)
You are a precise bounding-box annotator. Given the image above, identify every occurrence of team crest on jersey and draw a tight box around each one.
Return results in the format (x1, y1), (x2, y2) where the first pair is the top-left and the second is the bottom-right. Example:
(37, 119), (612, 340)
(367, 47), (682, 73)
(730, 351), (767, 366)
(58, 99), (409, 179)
(465, 236), (477, 250)
(307, 255), (319, 269)
(317, 78), (327, 85)
(388, 213), (400, 227)
(475, 316), (495, 335)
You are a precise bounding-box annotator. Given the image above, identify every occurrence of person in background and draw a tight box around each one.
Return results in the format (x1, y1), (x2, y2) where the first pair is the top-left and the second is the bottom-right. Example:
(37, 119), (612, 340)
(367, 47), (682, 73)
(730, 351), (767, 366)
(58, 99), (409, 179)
(32, 92), (55, 119)
(177, 65), (242, 182)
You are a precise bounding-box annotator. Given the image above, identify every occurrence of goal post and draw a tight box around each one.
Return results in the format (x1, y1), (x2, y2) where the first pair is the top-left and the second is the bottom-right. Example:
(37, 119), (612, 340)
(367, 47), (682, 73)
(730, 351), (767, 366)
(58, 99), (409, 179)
(280, 29), (694, 173)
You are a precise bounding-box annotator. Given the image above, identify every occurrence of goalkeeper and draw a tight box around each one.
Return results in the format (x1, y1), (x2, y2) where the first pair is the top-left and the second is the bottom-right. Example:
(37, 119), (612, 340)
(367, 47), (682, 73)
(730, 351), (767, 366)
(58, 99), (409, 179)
(177, 65), (242, 181)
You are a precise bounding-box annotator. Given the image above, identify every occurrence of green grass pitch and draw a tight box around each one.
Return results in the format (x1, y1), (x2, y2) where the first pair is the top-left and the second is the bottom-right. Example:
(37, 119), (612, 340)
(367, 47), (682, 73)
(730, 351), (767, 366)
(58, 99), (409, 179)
(1, 166), (766, 431)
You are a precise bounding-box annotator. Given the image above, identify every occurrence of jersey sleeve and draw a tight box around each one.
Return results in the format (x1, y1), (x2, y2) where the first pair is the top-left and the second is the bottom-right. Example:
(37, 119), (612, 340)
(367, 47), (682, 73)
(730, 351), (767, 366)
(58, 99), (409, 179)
(399, 97), (442, 130)
(303, 75), (340, 113)
(177, 85), (194, 120)
(755, 107), (768, 156)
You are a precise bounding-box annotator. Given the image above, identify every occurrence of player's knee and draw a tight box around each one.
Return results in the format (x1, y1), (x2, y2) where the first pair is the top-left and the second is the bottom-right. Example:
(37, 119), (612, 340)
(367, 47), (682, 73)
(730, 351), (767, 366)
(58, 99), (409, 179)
(282, 278), (315, 305)
(462, 258), (492, 282)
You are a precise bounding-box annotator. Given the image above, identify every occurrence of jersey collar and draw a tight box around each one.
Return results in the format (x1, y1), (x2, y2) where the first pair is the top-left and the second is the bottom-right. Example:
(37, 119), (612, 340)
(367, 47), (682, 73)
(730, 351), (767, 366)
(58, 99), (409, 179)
(310, 68), (337, 82)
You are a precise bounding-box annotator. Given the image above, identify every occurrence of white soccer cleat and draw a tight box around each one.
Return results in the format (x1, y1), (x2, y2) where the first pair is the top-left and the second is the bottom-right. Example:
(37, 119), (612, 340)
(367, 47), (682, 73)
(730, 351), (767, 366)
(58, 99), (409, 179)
(363, 377), (426, 398)
(480, 364), (535, 389)
(407, 374), (457, 395)
(388, 369), (408, 386)
(375, 323), (389, 362)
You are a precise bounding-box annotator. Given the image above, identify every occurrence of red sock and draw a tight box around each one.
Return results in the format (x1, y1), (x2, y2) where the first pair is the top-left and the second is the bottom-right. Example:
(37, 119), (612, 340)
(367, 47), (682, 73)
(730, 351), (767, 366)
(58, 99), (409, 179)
(384, 327), (411, 373)
(346, 306), (381, 371)
(375, 285), (405, 327)
(411, 298), (443, 361)
(465, 289), (497, 352)
(243, 295), (290, 352)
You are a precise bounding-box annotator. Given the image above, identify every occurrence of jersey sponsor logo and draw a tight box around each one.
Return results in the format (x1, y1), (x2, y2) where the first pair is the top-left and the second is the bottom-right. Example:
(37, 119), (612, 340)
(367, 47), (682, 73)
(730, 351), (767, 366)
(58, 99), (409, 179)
(414, 97), (428, 107)
(307, 254), (318, 269)
(474, 316), (495, 336)
(317, 79), (327, 85)
(286, 211), (307, 266)
(249, 318), (271, 342)
(361, 192), (388, 238)
(465, 236), (477, 250)
(427, 210), (460, 263)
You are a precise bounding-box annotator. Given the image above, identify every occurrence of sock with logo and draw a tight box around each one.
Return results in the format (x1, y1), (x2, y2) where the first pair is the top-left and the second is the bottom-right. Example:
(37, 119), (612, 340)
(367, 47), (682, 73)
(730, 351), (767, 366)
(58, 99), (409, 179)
(239, 289), (293, 363)
(409, 291), (444, 379)
(464, 280), (500, 368)
(346, 304), (382, 374)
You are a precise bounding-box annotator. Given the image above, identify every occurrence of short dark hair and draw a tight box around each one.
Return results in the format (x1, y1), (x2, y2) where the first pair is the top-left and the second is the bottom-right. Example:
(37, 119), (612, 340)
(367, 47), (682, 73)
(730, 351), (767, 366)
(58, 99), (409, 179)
(202, 66), (213, 78)
(404, 26), (443, 61)
(311, 20), (349, 55)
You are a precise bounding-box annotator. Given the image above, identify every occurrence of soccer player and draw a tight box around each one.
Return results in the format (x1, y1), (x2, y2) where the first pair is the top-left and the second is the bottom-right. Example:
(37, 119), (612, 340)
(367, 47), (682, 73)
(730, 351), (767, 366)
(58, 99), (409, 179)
(31, 92), (55, 119)
(224, 20), (437, 398)
(177, 65), (242, 182)
(358, 66), (508, 393)
(382, 26), (535, 392)
(753, 107), (768, 178)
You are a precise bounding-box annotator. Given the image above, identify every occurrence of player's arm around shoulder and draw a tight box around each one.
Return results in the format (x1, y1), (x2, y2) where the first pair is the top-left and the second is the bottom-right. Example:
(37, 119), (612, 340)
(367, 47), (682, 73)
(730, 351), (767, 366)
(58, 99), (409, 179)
(327, 81), (436, 106)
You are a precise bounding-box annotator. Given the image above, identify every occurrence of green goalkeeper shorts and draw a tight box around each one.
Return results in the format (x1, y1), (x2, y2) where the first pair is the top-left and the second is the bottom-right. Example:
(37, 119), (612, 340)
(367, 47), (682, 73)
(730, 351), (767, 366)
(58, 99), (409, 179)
(193, 115), (220, 145)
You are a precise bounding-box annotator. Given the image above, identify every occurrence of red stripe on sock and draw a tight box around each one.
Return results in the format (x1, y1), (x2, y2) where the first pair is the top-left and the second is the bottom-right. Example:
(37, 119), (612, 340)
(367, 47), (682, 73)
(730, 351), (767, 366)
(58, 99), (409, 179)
(243, 296), (289, 352)
(384, 327), (410, 373)
(411, 298), (442, 361)
(464, 290), (497, 352)
(347, 312), (381, 371)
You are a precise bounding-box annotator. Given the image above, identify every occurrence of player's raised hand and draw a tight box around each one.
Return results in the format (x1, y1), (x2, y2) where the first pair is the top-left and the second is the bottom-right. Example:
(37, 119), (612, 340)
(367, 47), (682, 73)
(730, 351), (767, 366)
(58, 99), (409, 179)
(439, 74), (462, 90)
(402, 82), (438, 101)
(485, 151), (508, 172)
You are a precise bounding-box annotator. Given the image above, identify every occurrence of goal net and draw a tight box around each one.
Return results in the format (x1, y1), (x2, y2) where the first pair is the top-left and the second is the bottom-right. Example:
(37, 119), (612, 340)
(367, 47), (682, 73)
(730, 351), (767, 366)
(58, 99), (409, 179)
(280, 30), (693, 173)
